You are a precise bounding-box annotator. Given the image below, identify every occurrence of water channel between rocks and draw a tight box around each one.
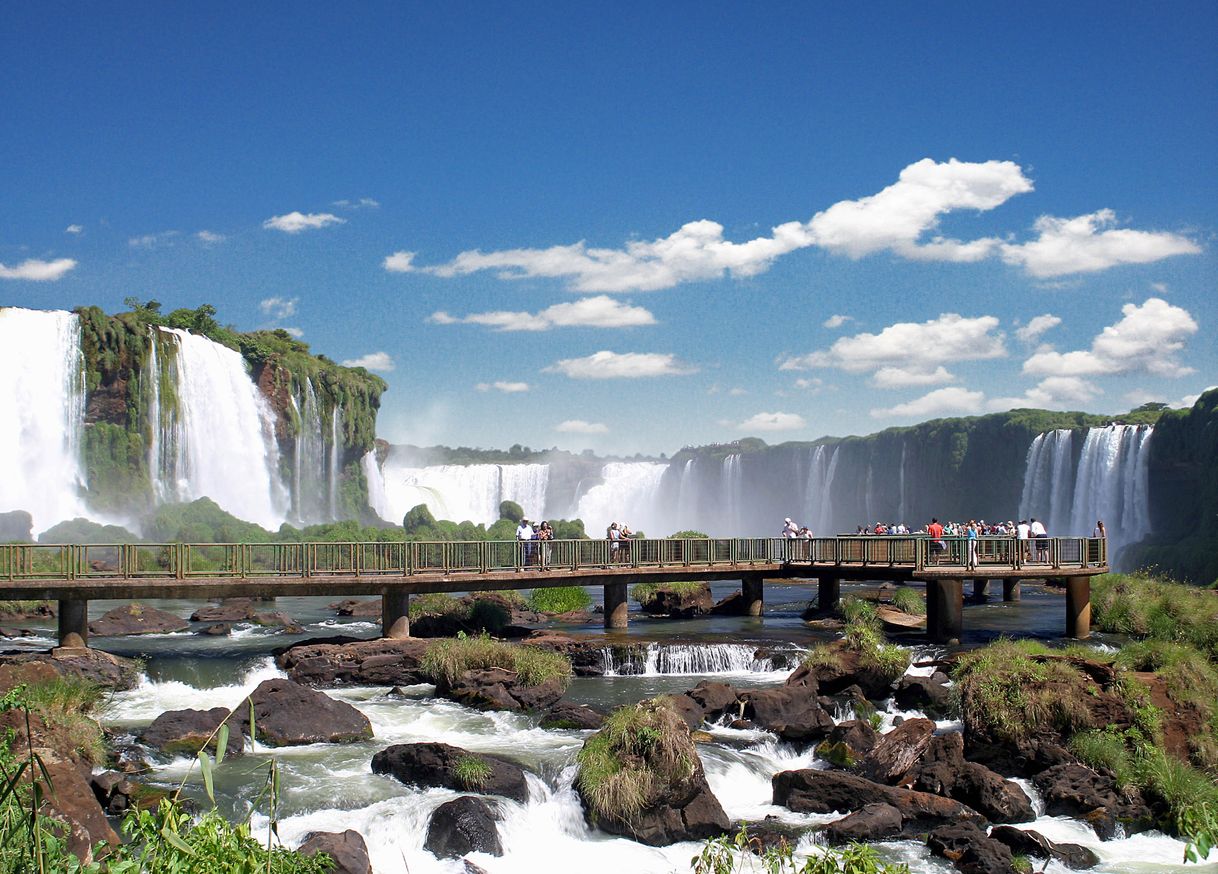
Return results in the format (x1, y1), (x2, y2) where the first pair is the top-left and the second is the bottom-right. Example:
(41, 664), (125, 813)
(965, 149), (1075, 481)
(3, 579), (1200, 873)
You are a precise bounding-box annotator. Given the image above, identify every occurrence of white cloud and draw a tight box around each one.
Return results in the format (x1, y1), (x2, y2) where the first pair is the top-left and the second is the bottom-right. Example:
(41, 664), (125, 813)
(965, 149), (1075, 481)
(281, 327), (304, 339)
(780, 313), (1005, 386)
(1175, 387), (1216, 409)
(823, 314), (852, 329)
(475, 381), (530, 393)
(333, 197), (380, 209)
(129, 230), (179, 248)
(1015, 314), (1061, 344)
(1023, 297), (1198, 379)
(263, 212), (345, 233)
(259, 296), (299, 319)
(383, 251), (416, 272)
(1001, 210), (1200, 278)
(728, 387), (748, 396)
(196, 230), (225, 244)
(737, 411), (807, 432)
(793, 377), (823, 391)
(340, 351), (395, 372)
(65, 224), (83, 235)
(872, 386), (986, 419)
(429, 295), (656, 332)
(556, 419), (609, 434)
(988, 376), (1101, 411)
(1150, 282), (1169, 294)
(0, 258), (77, 281)
(545, 351), (698, 379)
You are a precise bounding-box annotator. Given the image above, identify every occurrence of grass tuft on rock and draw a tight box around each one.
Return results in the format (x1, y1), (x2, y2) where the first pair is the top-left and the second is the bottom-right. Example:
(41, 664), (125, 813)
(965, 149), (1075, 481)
(801, 597), (911, 683)
(16, 676), (108, 765)
(576, 697), (694, 825)
(1092, 572), (1218, 660)
(420, 633), (572, 689)
(630, 580), (708, 604)
(453, 754), (493, 790)
(528, 586), (592, 614)
(889, 587), (926, 616)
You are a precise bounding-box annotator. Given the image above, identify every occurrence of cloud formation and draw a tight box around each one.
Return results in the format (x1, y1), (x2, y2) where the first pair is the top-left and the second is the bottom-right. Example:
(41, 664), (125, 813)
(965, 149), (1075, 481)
(1000, 210), (1200, 278)
(545, 351), (698, 379)
(737, 411), (806, 432)
(333, 197), (380, 209)
(0, 258), (77, 281)
(1015, 314), (1062, 343)
(129, 230), (179, 248)
(259, 296), (299, 319)
(196, 230), (225, 244)
(340, 351), (395, 372)
(65, 224), (83, 235)
(871, 386), (986, 419)
(780, 313), (1006, 387)
(263, 212), (346, 233)
(988, 376), (1102, 411)
(429, 295), (656, 332)
(556, 419), (609, 434)
(823, 314), (852, 329)
(1023, 297), (1198, 378)
(475, 381), (530, 393)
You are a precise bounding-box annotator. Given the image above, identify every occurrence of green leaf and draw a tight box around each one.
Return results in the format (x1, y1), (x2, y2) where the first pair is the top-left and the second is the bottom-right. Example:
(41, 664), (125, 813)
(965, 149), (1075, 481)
(197, 750), (214, 804)
(160, 823), (196, 857)
(215, 724), (230, 766)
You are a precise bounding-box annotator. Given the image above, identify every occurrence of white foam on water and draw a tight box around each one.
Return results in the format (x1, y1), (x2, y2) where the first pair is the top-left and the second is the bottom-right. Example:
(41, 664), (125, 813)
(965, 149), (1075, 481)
(103, 656), (286, 725)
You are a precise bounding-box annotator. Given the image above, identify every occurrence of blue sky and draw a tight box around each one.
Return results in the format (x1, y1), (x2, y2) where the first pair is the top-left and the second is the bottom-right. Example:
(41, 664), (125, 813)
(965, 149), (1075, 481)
(3, 2), (1215, 454)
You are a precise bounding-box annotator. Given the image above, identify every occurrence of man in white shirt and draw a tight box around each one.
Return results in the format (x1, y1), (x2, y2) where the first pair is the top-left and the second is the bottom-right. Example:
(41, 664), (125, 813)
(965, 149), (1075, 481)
(782, 518), (799, 538)
(516, 518), (535, 565)
(1016, 519), (1031, 562)
(1029, 518), (1048, 562)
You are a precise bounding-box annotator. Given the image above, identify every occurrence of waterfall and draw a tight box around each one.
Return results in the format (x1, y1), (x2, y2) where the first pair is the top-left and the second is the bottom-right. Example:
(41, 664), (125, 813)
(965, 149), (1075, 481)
(361, 451), (388, 521)
(1018, 429), (1075, 530)
(897, 442), (907, 524)
(720, 454), (743, 533)
(574, 462), (666, 536)
(375, 460), (550, 526)
(289, 381), (329, 524)
(0, 308), (88, 533)
(598, 643), (795, 676)
(1068, 425), (1154, 546)
(673, 458), (700, 530)
(328, 405), (343, 520)
(153, 327), (288, 530)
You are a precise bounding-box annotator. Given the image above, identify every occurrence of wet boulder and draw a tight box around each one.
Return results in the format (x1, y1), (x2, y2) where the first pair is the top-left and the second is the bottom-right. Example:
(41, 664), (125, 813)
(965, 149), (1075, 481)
(237, 679), (373, 746)
(989, 825), (1099, 869)
(540, 700), (605, 730)
(443, 667), (565, 712)
(911, 733), (1034, 824)
(371, 742), (529, 803)
(139, 707), (244, 757)
(299, 829), (374, 874)
(823, 802), (903, 843)
(1032, 762), (1151, 839)
(191, 599), (257, 622)
(786, 644), (897, 700)
(424, 796), (503, 859)
(740, 687), (834, 742)
(856, 717), (936, 784)
(277, 637), (430, 687)
(89, 603), (189, 636)
(894, 672), (952, 716)
(927, 821), (1016, 874)
(251, 611), (305, 634)
(684, 681), (743, 724)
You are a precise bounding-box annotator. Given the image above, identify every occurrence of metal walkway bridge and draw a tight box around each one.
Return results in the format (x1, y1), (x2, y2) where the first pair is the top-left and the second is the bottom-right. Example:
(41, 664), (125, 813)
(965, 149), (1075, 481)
(0, 536), (1108, 645)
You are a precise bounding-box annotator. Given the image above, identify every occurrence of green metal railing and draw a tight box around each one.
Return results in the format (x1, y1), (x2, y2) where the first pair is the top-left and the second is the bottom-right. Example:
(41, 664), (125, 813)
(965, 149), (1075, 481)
(0, 536), (1106, 583)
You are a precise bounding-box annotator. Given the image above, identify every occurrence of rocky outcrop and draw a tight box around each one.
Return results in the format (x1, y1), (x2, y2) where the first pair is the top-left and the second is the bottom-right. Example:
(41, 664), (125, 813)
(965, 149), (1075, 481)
(1032, 762), (1151, 839)
(371, 742), (529, 803)
(894, 672), (952, 716)
(739, 686), (834, 742)
(926, 821), (1016, 874)
(88, 603), (189, 636)
(911, 733), (1034, 824)
(989, 825), (1099, 869)
(0, 648), (139, 692)
(139, 707), (244, 757)
(191, 599), (258, 622)
(277, 637), (430, 687)
(637, 584), (713, 619)
(238, 679), (373, 746)
(250, 611), (305, 634)
(298, 829), (374, 874)
(856, 717), (936, 784)
(785, 645), (897, 700)
(441, 668), (565, 713)
(90, 771), (166, 816)
(424, 796), (503, 859)
(685, 681), (743, 724)
(539, 700), (605, 730)
(823, 802), (903, 843)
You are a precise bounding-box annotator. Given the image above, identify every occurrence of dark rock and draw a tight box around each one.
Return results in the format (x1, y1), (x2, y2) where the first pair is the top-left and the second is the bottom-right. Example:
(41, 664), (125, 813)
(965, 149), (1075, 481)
(540, 700), (605, 730)
(857, 717), (936, 784)
(667, 692), (707, 729)
(894, 672), (952, 715)
(198, 622), (232, 636)
(0, 648), (139, 691)
(444, 667), (565, 713)
(741, 687), (834, 742)
(772, 768), (983, 833)
(89, 603), (189, 636)
(710, 591), (750, 616)
(329, 599), (382, 618)
(823, 802), (903, 843)
(990, 825), (1100, 869)
(580, 759), (729, 846)
(927, 821), (1016, 874)
(277, 637), (430, 687)
(371, 742), (529, 802)
(139, 707), (244, 757)
(786, 644), (898, 700)
(685, 681), (742, 723)
(299, 829), (373, 874)
(826, 719), (879, 756)
(250, 611), (305, 634)
(237, 679), (373, 746)
(424, 796), (503, 859)
(638, 583), (713, 618)
(191, 599), (257, 622)
(911, 733), (1034, 824)
(1033, 762), (1151, 839)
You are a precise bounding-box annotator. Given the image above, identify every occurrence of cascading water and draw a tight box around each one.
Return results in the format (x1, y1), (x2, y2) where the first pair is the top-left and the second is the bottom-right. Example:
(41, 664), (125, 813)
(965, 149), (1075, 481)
(598, 643), (796, 676)
(328, 405), (343, 520)
(0, 308), (88, 532)
(152, 327), (289, 530)
(290, 381), (330, 524)
(362, 451), (389, 522)
(673, 458), (700, 530)
(1069, 425), (1153, 547)
(574, 462), (667, 536)
(719, 454), (743, 533)
(1018, 429), (1074, 531)
(375, 460), (549, 526)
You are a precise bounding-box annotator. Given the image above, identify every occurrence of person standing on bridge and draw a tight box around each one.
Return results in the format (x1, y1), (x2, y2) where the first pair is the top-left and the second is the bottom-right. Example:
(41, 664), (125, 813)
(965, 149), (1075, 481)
(966, 519), (980, 569)
(782, 518), (799, 538)
(927, 517), (945, 564)
(516, 517), (535, 566)
(1029, 518), (1048, 563)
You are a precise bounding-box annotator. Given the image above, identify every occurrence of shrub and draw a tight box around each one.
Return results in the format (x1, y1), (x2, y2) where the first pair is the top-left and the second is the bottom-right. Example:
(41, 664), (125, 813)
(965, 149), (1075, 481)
(454, 755), (493, 790)
(409, 593), (462, 618)
(631, 581), (708, 604)
(691, 825), (910, 874)
(528, 586), (592, 614)
(1092, 572), (1218, 660)
(16, 676), (107, 765)
(669, 530), (708, 539)
(889, 587), (926, 616)
(420, 633), (572, 689)
(1070, 729), (1137, 787)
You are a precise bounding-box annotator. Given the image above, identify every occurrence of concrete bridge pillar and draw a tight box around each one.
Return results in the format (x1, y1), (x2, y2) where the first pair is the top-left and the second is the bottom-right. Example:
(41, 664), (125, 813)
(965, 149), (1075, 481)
(817, 576), (840, 613)
(1066, 576), (1091, 639)
(926, 579), (962, 645)
(382, 591), (411, 639)
(741, 573), (764, 617)
(57, 599), (88, 648)
(604, 581), (629, 629)
(972, 579), (989, 601)
(1003, 579), (1021, 601)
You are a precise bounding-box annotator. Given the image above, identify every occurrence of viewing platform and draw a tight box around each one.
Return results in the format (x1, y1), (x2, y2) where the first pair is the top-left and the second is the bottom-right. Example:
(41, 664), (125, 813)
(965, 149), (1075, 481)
(0, 535), (1108, 646)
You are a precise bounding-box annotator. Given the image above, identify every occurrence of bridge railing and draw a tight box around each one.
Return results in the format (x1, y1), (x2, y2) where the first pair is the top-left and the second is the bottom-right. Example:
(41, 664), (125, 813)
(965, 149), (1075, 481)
(0, 535), (1107, 582)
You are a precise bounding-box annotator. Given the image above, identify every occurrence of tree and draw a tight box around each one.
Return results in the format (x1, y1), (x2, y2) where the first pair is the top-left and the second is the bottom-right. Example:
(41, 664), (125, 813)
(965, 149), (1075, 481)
(498, 500), (524, 523)
(403, 503), (438, 536)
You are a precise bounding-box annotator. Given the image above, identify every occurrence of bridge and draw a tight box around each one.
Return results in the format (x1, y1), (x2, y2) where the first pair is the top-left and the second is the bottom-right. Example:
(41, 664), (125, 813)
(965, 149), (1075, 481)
(0, 536), (1108, 646)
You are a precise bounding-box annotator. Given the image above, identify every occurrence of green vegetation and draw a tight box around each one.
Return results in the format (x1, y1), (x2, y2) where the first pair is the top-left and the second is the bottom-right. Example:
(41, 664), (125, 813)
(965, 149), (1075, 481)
(889, 587), (926, 616)
(38, 518), (140, 544)
(17, 676), (108, 765)
(528, 586), (593, 614)
(690, 825), (910, 874)
(0, 601), (52, 617)
(630, 580), (708, 604)
(420, 633), (573, 689)
(669, 530), (709, 539)
(800, 597), (910, 683)
(1091, 572), (1218, 660)
(453, 755), (493, 790)
(576, 697), (694, 825)
(401, 501), (587, 543)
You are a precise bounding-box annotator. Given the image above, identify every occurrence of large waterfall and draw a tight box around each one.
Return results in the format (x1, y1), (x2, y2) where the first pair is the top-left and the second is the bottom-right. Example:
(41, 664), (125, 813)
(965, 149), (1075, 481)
(573, 461), (667, 536)
(1018, 424), (1153, 550)
(148, 327), (289, 530)
(0, 308), (88, 533)
(374, 459), (550, 526)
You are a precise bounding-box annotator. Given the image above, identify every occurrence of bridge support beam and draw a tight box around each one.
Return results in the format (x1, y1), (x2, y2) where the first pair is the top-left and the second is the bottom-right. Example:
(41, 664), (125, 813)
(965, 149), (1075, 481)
(741, 574), (764, 617)
(604, 582), (628, 629)
(1003, 579), (1021, 601)
(926, 579), (963, 645)
(1066, 576), (1091, 639)
(382, 591), (411, 639)
(57, 599), (88, 648)
(817, 576), (840, 613)
(971, 579), (989, 601)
